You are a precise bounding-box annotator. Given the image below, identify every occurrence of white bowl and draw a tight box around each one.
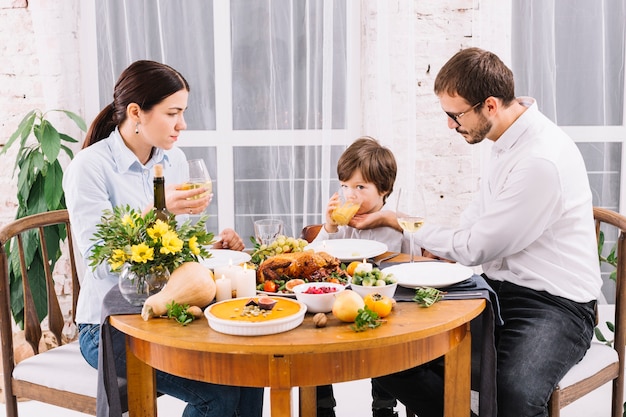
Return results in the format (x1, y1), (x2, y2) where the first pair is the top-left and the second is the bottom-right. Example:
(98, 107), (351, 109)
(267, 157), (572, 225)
(349, 281), (397, 299)
(292, 282), (346, 313)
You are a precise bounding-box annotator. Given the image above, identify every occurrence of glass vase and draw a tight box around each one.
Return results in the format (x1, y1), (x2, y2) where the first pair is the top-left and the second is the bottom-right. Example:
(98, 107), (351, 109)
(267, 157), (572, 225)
(118, 264), (170, 306)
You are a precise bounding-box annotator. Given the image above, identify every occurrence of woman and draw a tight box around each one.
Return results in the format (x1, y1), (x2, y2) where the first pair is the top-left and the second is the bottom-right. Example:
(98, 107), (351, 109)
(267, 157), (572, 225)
(63, 60), (262, 417)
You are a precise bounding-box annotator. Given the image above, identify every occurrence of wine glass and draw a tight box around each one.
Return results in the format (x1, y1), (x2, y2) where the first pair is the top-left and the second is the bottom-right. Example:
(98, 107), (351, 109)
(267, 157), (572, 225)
(184, 159), (212, 201)
(254, 219), (284, 246)
(395, 188), (426, 263)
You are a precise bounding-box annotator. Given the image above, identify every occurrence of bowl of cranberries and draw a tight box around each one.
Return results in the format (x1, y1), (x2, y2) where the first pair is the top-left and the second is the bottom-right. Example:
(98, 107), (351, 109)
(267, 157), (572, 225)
(291, 282), (346, 313)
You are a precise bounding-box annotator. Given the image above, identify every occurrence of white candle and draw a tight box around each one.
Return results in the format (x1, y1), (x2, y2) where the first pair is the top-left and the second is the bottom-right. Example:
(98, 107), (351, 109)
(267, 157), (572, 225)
(354, 259), (373, 274)
(214, 261), (243, 296)
(213, 260), (235, 282)
(216, 275), (232, 302)
(236, 263), (257, 298)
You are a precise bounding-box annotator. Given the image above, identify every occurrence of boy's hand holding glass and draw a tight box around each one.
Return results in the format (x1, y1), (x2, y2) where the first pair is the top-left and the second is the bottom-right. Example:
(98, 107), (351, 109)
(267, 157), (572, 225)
(330, 188), (361, 226)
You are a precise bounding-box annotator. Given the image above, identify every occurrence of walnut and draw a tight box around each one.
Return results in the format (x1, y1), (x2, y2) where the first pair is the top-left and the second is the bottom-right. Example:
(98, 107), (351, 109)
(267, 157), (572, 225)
(313, 313), (328, 328)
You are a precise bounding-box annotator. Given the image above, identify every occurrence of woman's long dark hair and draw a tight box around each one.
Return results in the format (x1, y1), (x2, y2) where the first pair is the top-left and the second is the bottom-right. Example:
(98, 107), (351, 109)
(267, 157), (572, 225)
(82, 60), (190, 148)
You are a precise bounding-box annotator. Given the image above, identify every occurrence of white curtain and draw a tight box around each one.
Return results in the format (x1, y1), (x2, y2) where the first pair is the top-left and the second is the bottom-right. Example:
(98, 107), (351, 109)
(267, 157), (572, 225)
(511, 0), (625, 214)
(511, 0), (625, 126)
(93, 0), (349, 240)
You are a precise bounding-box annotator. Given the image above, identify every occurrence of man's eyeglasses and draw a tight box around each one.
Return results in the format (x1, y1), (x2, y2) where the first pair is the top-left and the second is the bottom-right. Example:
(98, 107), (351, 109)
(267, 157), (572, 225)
(445, 100), (483, 125)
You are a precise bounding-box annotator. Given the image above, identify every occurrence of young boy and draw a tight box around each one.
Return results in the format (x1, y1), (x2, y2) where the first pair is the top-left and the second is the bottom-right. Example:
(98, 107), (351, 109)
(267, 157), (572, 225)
(312, 136), (409, 417)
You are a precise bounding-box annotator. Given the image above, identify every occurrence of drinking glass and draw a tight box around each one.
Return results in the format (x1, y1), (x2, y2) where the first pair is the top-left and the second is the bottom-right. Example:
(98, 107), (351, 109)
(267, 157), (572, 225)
(254, 219), (284, 246)
(331, 188), (361, 226)
(183, 159), (212, 200)
(395, 188), (426, 263)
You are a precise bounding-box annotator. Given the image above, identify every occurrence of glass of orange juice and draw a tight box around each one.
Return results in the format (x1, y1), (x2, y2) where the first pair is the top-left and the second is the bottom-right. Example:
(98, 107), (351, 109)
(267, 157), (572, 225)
(331, 188), (360, 226)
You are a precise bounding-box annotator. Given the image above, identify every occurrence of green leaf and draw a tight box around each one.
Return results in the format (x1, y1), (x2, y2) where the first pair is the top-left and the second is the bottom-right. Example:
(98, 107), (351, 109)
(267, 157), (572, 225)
(59, 133), (79, 143)
(60, 144), (75, 159)
(0, 110), (36, 156)
(57, 109), (87, 131)
(594, 327), (607, 342)
(44, 161), (64, 210)
(26, 175), (48, 216)
(38, 120), (61, 162)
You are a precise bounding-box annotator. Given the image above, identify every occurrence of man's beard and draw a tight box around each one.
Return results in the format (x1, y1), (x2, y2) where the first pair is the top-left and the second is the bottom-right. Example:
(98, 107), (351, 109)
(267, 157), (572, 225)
(456, 114), (491, 144)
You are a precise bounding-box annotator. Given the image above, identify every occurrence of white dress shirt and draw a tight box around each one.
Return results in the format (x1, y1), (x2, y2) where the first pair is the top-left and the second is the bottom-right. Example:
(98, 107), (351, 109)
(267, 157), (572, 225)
(415, 98), (601, 302)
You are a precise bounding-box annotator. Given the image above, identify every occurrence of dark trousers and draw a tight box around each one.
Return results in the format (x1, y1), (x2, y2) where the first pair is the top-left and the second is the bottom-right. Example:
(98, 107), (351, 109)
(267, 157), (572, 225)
(316, 381), (397, 410)
(373, 278), (596, 417)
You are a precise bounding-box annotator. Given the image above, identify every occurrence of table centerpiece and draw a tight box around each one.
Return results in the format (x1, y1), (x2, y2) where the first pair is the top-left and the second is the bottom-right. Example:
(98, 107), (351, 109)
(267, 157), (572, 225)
(89, 204), (215, 305)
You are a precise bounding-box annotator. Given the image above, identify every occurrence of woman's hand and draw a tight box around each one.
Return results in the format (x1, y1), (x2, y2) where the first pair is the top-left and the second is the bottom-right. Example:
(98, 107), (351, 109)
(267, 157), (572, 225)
(165, 184), (211, 215)
(213, 228), (245, 251)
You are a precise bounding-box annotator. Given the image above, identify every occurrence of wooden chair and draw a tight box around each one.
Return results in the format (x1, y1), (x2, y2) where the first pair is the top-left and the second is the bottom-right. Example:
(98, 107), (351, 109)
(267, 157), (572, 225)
(0, 209), (99, 416)
(300, 224), (322, 243)
(548, 206), (626, 417)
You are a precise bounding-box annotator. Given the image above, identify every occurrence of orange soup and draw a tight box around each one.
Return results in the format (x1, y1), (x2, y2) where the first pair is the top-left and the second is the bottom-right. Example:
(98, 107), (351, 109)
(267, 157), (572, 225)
(209, 297), (301, 322)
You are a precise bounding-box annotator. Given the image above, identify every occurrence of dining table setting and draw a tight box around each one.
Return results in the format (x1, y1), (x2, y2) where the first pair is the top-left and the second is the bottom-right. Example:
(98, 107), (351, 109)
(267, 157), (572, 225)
(97, 237), (501, 417)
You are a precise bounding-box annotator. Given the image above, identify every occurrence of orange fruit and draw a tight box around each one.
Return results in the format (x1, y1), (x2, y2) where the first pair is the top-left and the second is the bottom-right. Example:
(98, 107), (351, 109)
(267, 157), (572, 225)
(346, 261), (361, 277)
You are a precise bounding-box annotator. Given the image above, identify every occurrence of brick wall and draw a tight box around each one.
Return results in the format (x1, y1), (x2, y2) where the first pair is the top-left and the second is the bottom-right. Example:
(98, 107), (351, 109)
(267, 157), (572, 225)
(0, 0), (83, 227)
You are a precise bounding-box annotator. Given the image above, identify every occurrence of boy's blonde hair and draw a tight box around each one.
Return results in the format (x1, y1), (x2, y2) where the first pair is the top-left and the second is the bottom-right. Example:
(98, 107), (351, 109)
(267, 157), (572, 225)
(337, 136), (397, 204)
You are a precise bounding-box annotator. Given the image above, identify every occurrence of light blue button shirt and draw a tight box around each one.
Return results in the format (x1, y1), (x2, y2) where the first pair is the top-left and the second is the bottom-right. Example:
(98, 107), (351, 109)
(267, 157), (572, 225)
(63, 128), (188, 324)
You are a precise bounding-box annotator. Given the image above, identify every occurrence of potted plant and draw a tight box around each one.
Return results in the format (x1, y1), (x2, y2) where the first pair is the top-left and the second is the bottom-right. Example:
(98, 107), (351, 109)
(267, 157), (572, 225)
(1, 109), (86, 327)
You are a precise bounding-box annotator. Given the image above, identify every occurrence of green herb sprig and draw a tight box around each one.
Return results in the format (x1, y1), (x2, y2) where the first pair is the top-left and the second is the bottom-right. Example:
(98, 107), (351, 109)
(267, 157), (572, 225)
(413, 287), (444, 307)
(351, 305), (384, 332)
(166, 301), (195, 326)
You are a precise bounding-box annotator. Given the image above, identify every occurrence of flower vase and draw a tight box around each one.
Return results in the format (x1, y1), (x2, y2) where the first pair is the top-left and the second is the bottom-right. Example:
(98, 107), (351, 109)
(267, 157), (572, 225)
(118, 264), (170, 306)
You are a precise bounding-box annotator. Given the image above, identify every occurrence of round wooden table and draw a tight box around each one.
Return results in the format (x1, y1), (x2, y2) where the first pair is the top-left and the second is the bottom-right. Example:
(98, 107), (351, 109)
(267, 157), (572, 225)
(110, 296), (485, 417)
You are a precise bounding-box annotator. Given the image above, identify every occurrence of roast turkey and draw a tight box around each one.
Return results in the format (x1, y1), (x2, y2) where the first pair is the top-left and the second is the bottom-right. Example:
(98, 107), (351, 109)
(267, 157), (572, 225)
(256, 251), (348, 283)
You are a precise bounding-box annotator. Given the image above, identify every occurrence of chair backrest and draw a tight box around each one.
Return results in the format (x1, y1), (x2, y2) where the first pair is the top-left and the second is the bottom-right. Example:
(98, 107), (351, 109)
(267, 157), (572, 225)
(593, 207), (626, 406)
(0, 209), (83, 415)
(300, 224), (322, 243)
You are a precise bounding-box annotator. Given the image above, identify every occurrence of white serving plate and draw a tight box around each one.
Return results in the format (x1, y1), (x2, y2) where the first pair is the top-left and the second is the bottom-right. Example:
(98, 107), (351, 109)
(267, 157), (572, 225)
(304, 239), (388, 262)
(204, 297), (307, 336)
(383, 262), (474, 288)
(200, 249), (251, 269)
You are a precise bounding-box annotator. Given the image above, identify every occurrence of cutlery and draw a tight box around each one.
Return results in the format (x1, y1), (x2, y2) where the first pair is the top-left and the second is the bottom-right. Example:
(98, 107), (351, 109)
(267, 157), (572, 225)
(371, 252), (400, 267)
(442, 292), (484, 299)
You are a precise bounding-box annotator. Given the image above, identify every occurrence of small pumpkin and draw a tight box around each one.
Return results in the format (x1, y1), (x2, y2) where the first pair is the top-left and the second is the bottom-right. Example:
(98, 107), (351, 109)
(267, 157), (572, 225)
(141, 262), (216, 321)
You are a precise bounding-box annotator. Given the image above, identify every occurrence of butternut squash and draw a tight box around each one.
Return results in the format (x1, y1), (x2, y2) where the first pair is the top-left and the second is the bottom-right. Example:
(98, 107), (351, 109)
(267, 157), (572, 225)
(141, 262), (216, 321)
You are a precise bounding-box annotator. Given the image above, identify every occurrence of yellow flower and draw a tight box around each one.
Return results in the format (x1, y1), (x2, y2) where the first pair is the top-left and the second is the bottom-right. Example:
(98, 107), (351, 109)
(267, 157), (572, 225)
(109, 258), (126, 271)
(188, 235), (200, 255)
(121, 214), (135, 227)
(147, 220), (170, 240)
(130, 243), (154, 263)
(109, 249), (128, 270)
(160, 230), (184, 254)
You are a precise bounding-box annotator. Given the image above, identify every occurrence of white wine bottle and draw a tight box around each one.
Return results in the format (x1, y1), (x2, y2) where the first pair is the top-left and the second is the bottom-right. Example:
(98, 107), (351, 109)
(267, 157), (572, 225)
(153, 164), (170, 221)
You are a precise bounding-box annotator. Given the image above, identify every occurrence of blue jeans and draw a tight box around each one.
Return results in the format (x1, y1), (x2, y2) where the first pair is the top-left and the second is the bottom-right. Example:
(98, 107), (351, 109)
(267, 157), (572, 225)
(373, 278), (596, 417)
(78, 324), (263, 417)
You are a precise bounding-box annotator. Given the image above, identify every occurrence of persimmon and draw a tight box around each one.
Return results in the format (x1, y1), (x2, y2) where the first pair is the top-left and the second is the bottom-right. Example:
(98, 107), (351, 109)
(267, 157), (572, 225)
(363, 293), (393, 318)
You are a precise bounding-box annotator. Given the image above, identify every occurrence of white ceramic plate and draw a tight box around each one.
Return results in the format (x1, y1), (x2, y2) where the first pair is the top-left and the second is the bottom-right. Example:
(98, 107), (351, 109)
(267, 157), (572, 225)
(204, 297), (307, 336)
(304, 239), (388, 262)
(383, 262), (474, 288)
(200, 250), (251, 270)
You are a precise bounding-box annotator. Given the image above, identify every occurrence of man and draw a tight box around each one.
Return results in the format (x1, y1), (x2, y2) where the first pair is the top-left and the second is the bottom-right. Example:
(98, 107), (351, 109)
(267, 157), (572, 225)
(375, 48), (601, 417)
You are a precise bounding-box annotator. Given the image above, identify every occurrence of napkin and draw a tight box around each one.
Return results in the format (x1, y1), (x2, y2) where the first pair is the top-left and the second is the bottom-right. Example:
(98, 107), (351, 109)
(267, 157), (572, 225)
(97, 285), (142, 417)
(393, 273), (501, 417)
